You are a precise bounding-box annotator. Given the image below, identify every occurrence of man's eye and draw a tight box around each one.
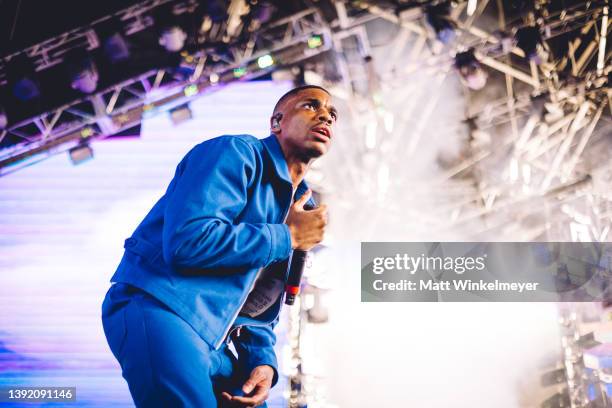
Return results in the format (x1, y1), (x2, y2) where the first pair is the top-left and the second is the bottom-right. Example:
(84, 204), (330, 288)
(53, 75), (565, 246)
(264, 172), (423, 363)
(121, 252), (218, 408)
(331, 112), (338, 121)
(304, 103), (315, 110)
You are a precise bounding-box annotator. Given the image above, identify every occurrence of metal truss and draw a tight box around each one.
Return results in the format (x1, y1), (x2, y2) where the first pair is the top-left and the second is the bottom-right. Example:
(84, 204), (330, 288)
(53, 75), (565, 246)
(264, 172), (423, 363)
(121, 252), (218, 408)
(0, 0), (183, 83)
(363, 0), (610, 92)
(310, 0), (611, 242)
(0, 7), (332, 175)
(399, 79), (611, 243)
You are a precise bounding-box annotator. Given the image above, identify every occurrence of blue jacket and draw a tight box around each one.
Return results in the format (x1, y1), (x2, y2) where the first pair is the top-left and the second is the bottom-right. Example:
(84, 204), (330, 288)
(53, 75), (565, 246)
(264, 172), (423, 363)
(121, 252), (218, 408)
(110, 134), (313, 386)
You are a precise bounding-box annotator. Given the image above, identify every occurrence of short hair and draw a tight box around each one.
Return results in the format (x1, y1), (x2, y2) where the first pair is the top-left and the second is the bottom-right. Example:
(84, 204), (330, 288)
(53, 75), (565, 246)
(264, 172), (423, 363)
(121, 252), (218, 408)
(272, 85), (330, 115)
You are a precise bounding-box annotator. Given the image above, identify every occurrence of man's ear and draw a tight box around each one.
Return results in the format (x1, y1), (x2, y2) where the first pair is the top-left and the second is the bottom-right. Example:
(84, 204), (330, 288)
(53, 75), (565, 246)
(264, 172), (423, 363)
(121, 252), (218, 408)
(270, 113), (282, 132)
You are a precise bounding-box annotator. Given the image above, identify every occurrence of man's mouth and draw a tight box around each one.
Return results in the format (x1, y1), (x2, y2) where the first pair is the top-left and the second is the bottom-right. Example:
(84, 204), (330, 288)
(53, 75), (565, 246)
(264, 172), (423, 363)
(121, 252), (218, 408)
(311, 126), (331, 140)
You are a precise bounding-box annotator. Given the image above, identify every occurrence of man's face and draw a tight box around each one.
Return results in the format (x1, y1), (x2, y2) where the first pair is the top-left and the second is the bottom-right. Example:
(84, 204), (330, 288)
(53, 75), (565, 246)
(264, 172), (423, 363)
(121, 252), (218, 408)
(273, 88), (337, 159)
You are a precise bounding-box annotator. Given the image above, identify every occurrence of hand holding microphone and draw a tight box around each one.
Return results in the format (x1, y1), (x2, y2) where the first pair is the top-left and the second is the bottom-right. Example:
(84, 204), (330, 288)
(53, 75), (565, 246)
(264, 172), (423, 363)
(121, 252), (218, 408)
(286, 189), (327, 251)
(285, 189), (327, 305)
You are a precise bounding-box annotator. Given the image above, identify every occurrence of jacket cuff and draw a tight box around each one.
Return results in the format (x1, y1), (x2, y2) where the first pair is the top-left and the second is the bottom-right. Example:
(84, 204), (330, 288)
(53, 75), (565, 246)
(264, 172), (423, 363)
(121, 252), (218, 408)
(244, 347), (279, 387)
(266, 224), (292, 264)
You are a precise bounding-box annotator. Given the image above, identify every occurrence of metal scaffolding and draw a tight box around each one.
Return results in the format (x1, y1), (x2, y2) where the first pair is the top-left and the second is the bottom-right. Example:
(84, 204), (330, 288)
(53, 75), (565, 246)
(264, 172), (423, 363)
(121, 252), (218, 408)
(0, 5), (332, 174)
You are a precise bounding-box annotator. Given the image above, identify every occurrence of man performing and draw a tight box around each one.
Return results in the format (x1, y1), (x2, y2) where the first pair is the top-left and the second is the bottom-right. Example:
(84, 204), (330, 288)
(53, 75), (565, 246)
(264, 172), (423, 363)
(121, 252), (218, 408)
(101, 85), (336, 407)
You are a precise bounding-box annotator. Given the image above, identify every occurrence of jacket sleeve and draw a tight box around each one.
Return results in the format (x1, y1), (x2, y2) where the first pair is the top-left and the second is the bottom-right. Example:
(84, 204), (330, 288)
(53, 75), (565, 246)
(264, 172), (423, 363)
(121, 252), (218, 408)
(162, 137), (292, 271)
(233, 319), (280, 387)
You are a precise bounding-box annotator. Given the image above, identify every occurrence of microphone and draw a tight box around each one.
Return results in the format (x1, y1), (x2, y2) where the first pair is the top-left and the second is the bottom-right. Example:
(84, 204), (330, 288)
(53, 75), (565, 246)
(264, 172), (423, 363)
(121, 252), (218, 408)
(285, 203), (315, 305)
(285, 249), (308, 305)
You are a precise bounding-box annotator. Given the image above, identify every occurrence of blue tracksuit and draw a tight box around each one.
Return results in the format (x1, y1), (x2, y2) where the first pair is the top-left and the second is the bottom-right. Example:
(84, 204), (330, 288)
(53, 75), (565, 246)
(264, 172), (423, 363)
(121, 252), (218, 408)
(102, 134), (313, 406)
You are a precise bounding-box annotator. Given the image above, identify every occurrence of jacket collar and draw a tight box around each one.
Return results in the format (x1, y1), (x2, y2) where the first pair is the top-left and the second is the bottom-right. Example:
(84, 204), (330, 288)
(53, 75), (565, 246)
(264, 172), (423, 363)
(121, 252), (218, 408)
(262, 134), (311, 201)
(262, 134), (292, 185)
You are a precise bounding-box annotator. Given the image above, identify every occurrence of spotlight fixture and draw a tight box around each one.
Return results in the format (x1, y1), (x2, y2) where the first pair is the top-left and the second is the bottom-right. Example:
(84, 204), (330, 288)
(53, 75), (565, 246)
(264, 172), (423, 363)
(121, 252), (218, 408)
(159, 26), (188, 52)
(68, 143), (94, 165)
(307, 34), (324, 49)
(95, 22), (130, 63)
(105, 33), (130, 62)
(454, 48), (487, 90)
(65, 49), (99, 94)
(425, 3), (456, 44)
(155, 5), (188, 52)
(183, 84), (198, 97)
(515, 26), (549, 64)
(6, 55), (41, 102)
(233, 67), (247, 78)
(169, 103), (192, 125)
(257, 54), (274, 69)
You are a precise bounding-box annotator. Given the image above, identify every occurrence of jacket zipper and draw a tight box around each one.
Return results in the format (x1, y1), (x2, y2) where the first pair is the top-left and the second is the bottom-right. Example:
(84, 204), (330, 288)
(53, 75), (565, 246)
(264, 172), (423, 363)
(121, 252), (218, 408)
(215, 266), (263, 349)
(215, 184), (295, 349)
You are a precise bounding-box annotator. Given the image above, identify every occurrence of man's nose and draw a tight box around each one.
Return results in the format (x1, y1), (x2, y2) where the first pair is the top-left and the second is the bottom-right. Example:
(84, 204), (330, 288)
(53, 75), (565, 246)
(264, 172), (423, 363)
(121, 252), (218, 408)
(318, 111), (333, 125)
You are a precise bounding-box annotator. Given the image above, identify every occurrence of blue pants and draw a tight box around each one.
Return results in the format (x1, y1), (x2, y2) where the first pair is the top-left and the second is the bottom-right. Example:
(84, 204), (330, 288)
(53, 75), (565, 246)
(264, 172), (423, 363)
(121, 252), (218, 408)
(102, 283), (261, 408)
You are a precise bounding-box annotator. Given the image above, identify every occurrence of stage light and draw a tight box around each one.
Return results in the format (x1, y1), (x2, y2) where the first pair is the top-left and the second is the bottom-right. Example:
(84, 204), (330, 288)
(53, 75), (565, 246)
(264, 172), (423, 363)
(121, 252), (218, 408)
(169, 103), (192, 125)
(12, 78), (41, 101)
(233, 67), (247, 78)
(515, 26), (549, 64)
(95, 21), (130, 63)
(307, 34), (323, 49)
(65, 50), (99, 94)
(257, 54), (274, 69)
(183, 84), (198, 97)
(80, 127), (95, 138)
(271, 68), (296, 83)
(103, 32), (130, 63)
(6, 55), (41, 102)
(155, 5), (188, 52)
(159, 26), (187, 52)
(454, 48), (487, 90)
(209, 73), (219, 84)
(425, 3), (456, 44)
(68, 144), (94, 165)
